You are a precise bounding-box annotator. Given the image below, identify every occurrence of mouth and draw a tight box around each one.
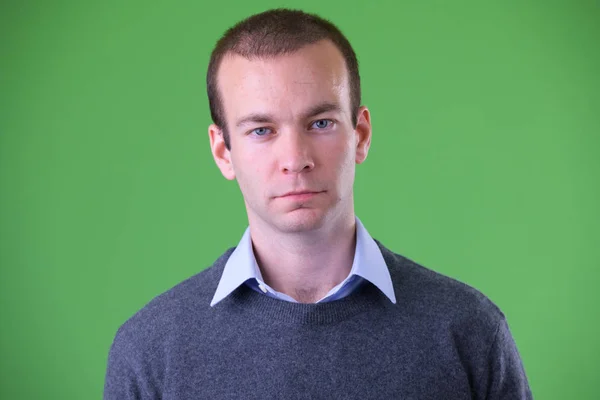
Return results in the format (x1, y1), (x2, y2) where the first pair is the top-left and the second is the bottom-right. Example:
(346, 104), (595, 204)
(278, 191), (324, 201)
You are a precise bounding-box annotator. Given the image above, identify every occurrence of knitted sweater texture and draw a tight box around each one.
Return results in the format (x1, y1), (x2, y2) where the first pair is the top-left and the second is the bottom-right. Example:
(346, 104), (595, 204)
(104, 240), (533, 399)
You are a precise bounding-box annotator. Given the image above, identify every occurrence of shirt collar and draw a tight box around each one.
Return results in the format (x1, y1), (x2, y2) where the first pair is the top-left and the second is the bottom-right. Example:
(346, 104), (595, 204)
(210, 216), (396, 307)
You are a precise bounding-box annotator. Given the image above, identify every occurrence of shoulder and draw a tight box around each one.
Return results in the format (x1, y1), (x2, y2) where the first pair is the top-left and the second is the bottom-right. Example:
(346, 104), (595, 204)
(375, 241), (532, 397)
(109, 247), (235, 356)
(376, 239), (505, 334)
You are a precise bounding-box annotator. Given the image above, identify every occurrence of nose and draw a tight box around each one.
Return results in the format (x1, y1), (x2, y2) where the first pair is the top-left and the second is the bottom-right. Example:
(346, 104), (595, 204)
(278, 130), (315, 174)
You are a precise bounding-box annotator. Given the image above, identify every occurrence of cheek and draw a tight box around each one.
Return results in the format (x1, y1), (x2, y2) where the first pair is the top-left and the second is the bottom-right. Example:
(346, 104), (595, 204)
(317, 137), (355, 188)
(232, 150), (269, 194)
(329, 137), (356, 171)
(340, 140), (358, 188)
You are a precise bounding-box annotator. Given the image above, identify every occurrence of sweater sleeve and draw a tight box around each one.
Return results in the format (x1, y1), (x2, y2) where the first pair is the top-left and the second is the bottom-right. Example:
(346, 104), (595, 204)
(103, 331), (152, 400)
(477, 317), (533, 399)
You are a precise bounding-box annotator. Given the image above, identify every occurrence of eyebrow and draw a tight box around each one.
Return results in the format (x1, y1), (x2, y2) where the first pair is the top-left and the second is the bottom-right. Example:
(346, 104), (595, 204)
(235, 102), (343, 128)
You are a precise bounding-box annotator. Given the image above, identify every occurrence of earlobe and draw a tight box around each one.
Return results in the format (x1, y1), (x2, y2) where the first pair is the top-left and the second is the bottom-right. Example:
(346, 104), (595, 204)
(355, 106), (372, 164)
(208, 124), (236, 180)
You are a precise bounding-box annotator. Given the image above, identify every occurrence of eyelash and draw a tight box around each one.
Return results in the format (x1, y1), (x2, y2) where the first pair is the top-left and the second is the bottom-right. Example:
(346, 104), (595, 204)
(249, 119), (335, 137)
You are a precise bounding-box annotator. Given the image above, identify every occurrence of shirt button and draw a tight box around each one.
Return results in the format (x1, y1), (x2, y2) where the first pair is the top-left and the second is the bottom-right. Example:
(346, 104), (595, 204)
(258, 283), (268, 293)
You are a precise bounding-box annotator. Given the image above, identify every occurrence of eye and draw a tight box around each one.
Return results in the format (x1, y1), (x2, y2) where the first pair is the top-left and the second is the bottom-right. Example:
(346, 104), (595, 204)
(311, 119), (333, 130)
(251, 127), (272, 136)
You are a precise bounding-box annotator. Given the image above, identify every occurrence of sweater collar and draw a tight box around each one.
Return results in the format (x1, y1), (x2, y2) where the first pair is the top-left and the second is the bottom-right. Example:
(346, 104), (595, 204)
(210, 216), (397, 307)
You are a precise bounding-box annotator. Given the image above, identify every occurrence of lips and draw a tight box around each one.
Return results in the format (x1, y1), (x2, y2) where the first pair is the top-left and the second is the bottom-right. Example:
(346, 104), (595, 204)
(277, 190), (323, 200)
(281, 190), (320, 197)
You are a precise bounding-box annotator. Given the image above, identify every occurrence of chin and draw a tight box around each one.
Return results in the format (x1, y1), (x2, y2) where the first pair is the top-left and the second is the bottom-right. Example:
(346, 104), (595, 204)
(275, 208), (328, 233)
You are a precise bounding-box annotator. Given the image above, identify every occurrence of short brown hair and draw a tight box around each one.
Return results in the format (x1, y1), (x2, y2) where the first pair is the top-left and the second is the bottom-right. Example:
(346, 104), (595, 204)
(206, 8), (361, 150)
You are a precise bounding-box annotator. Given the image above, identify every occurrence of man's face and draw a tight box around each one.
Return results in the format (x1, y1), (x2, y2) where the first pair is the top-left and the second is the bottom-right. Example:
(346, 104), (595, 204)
(209, 39), (371, 234)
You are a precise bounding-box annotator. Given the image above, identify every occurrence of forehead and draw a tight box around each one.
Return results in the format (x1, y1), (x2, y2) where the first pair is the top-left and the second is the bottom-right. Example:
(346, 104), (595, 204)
(216, 40), (350, 122)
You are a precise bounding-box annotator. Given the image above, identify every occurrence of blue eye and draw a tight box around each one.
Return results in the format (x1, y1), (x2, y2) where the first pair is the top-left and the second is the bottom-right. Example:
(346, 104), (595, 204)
(311, 119), (333, 129)
(252, 127), (272, 136)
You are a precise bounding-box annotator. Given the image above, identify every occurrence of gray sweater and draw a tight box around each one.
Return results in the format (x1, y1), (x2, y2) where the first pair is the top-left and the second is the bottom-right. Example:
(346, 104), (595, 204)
(104, 240), (533, 399)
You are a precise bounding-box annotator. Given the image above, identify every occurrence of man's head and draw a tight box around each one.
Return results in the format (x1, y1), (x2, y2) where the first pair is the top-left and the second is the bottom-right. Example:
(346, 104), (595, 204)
(207, 9), (372, 234)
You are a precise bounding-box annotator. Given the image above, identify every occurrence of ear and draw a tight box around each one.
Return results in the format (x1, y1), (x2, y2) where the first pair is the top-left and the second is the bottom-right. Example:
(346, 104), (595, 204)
(355, 106), (372, 164)
(208, 124), (236, 180)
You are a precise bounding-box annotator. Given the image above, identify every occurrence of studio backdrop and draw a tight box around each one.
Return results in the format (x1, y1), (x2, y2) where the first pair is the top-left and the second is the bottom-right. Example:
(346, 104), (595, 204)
(1, 1), (598, 399)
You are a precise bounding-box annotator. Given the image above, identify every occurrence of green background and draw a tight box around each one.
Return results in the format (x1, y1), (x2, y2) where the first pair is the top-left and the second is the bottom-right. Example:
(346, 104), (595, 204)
(1, 0), (598, 398)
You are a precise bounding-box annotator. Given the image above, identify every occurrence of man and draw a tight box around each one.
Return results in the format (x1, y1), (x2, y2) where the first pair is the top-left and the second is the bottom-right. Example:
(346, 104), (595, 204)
(104, 8), (533, 399)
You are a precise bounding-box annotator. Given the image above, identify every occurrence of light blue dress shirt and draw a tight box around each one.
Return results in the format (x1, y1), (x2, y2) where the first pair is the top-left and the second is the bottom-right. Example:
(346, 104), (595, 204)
(210, 216), (397, 307)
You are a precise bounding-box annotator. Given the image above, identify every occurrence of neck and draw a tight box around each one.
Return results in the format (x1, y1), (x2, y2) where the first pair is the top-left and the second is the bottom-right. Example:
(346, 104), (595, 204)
(248, 212), (357, 304)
